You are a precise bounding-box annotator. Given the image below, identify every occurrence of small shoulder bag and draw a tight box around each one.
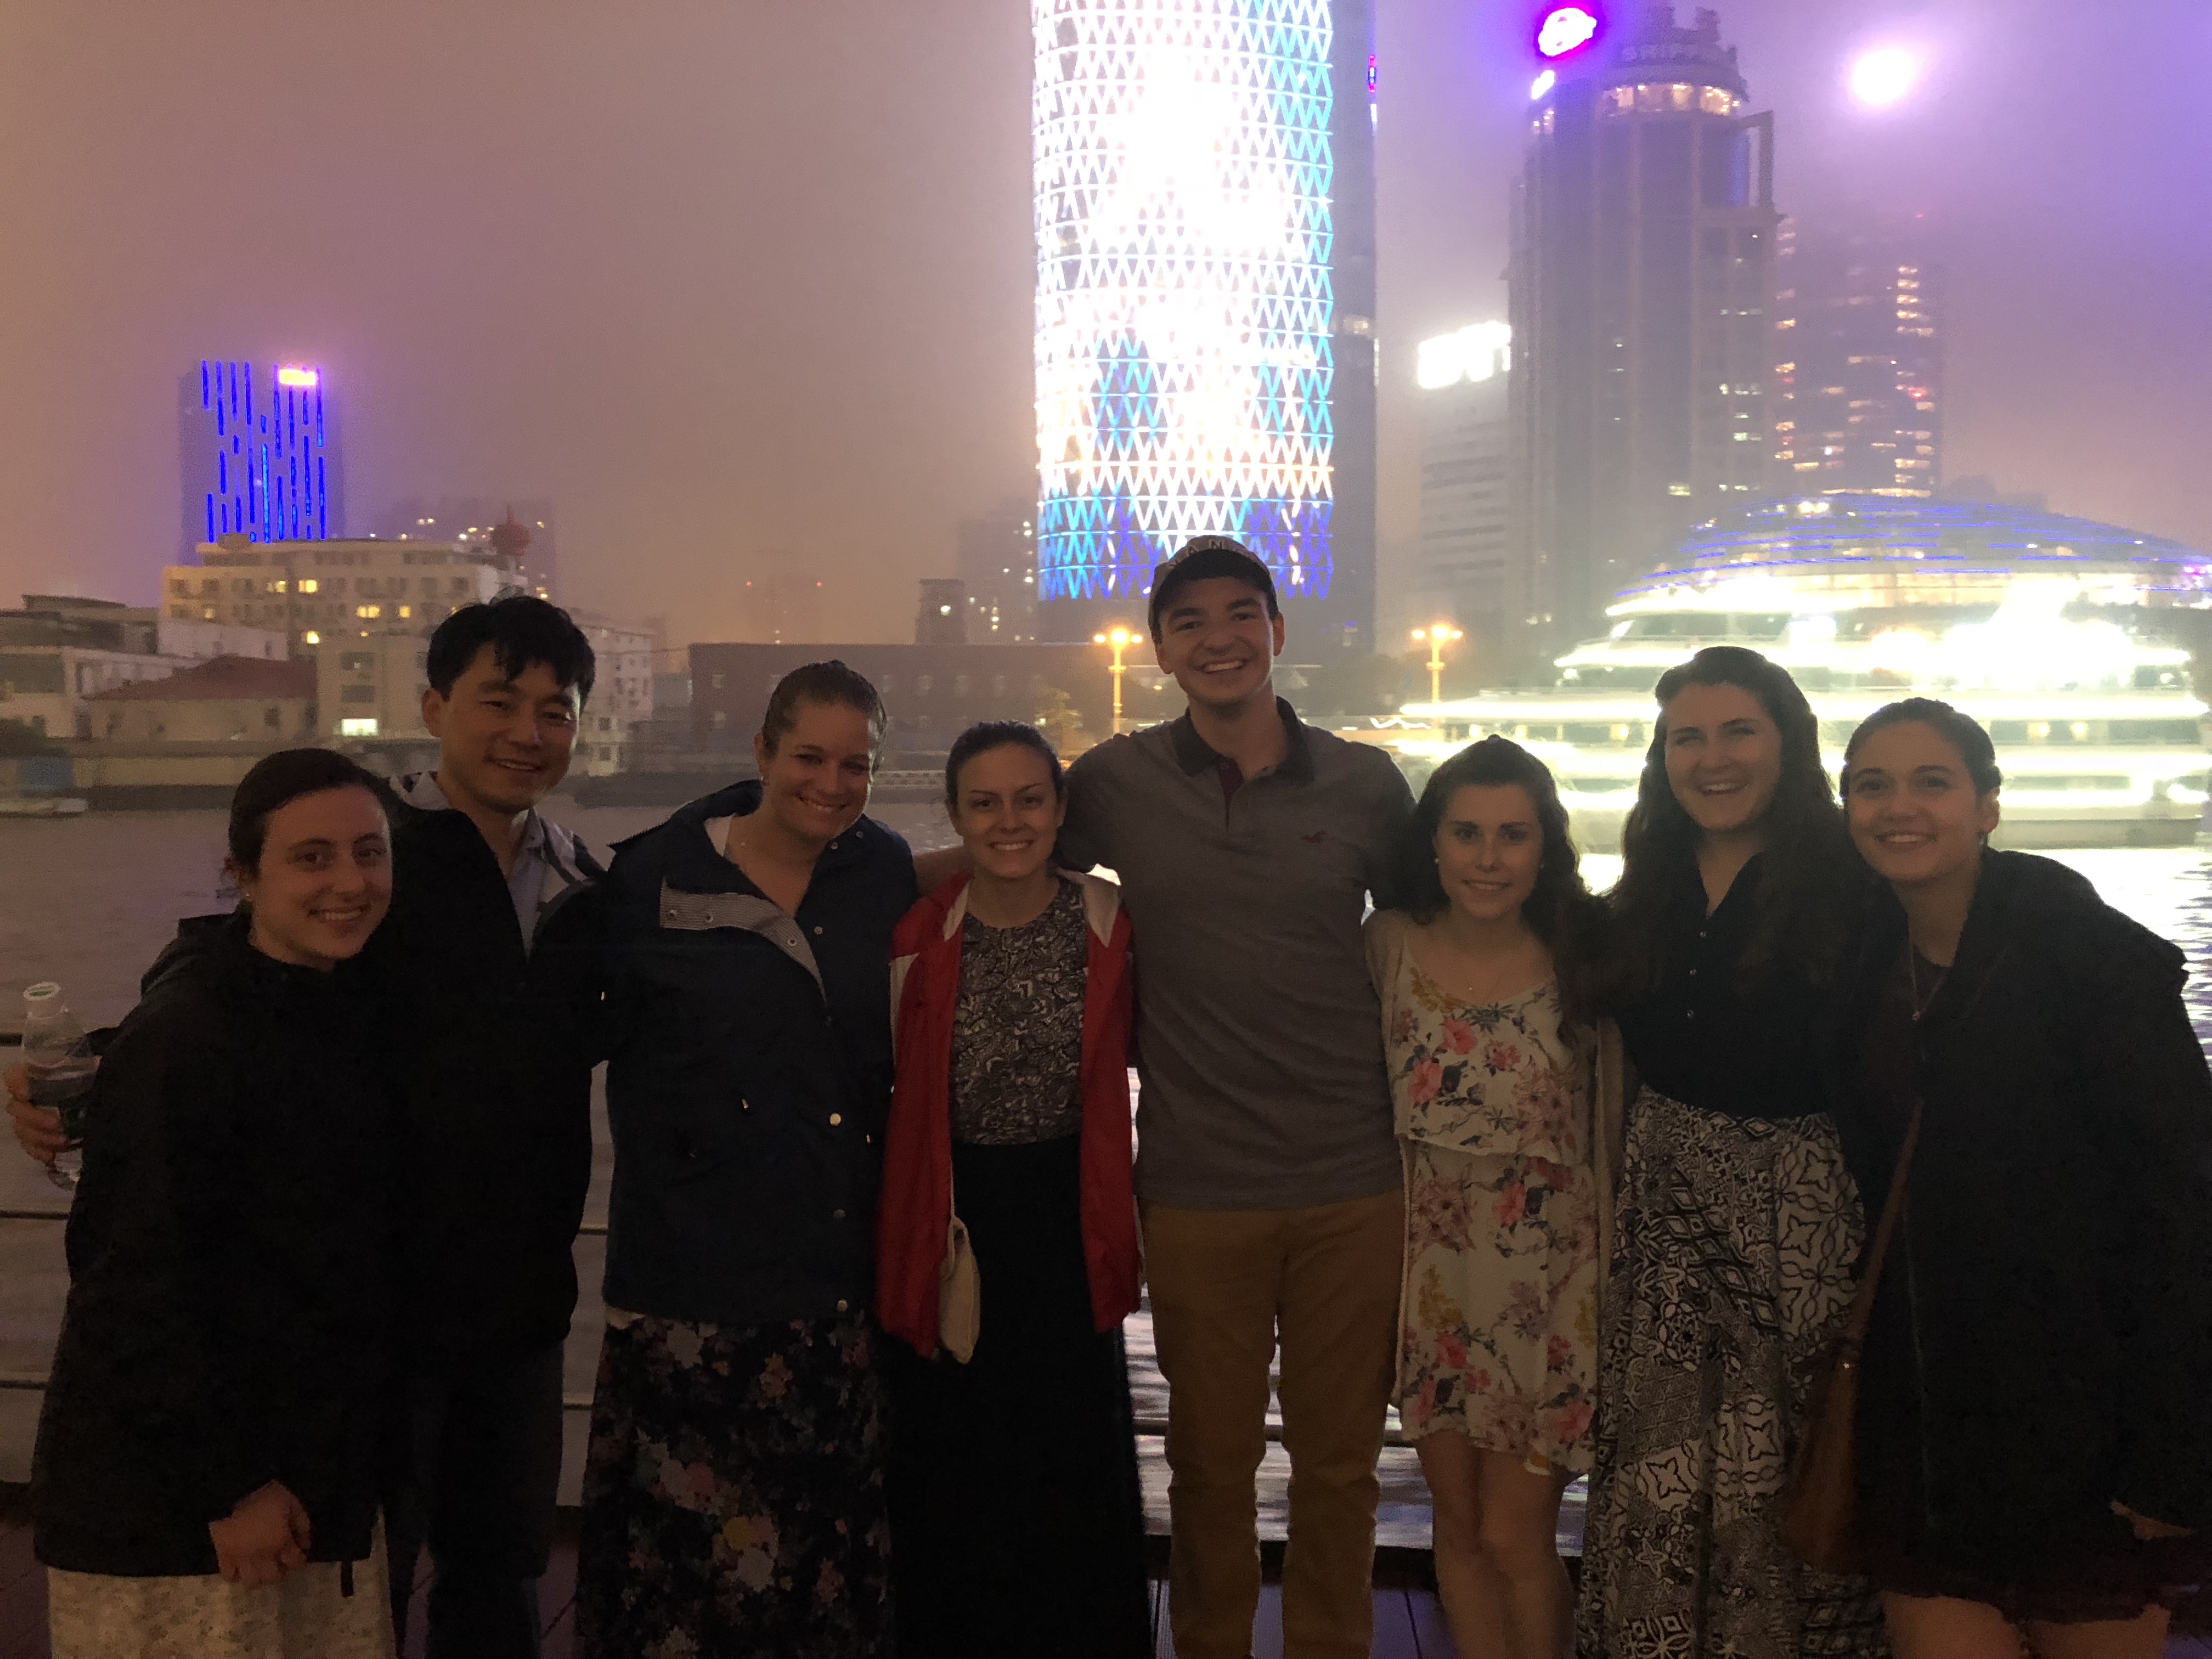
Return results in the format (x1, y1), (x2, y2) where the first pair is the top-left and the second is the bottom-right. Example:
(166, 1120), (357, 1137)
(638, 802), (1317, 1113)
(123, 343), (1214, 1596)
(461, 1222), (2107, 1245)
(938, 1169), (980, 1364)
(1780, 1092), (1922, 1572)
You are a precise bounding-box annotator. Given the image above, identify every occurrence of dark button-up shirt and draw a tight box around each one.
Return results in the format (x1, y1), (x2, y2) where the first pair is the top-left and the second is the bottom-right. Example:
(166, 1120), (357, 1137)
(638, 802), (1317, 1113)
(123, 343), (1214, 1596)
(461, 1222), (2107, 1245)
(1058, 698), (1413, 1209)
(1615, 855), (1833, 1121)
(599, 781), (917, 1326)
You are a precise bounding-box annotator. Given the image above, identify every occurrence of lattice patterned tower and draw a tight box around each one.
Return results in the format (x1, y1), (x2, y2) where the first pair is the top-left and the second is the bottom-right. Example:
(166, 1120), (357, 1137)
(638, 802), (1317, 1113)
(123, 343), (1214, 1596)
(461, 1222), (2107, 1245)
(1032, 0), (1378, 652)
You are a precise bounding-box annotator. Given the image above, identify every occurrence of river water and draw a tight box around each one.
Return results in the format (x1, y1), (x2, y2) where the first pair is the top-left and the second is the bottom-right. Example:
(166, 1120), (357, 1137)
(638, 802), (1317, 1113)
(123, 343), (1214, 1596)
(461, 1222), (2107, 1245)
(5, 806), (2211, 1548)
(8, 805), (2211, 1034)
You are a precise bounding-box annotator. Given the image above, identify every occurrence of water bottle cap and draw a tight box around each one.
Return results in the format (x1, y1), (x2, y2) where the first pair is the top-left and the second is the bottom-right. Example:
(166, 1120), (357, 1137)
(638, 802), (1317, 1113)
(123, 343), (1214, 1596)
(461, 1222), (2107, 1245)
(22, 982), (61, 1007)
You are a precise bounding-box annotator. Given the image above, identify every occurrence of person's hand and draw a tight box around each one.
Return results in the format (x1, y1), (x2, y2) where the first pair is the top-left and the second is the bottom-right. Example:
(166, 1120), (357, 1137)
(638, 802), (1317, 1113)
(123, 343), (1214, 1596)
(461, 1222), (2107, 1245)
(209, 1481), (311, 1585)
(2112, 1500), (2194, 1542)
(3, 1065), (67, 1166)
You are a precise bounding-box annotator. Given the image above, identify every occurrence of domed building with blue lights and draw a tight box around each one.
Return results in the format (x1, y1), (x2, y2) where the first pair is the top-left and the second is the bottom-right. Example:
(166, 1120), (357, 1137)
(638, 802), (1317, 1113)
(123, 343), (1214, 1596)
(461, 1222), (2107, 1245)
(1390, 493), (2212, 849)
(1620, 493), (2212, 612)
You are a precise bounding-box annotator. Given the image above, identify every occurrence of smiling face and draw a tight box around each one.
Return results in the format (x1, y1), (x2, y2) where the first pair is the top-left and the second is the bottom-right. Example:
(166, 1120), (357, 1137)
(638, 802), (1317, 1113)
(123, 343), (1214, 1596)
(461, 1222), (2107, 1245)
(1432, 782), (1545, 926)
(233, 785), (393, 970)
(949, 741), (1065, 885)
(1152, 575), (1286, 715)
(1661, 680), (1786, 839)
(1845, 719), (1999, 889)
(754, 697), (876, 850)
(420, 645), (581, 817)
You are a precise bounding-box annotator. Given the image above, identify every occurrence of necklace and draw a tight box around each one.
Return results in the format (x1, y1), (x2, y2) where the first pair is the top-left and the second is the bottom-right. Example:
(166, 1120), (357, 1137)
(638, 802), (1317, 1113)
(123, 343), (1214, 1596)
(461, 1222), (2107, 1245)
(1906, 946), (1943, 1020)
(1428, 934), (1544, 1008)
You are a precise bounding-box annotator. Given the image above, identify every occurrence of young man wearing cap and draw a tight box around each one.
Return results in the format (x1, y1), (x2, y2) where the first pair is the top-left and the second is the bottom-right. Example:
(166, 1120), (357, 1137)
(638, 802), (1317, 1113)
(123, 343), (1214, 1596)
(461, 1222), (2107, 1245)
(1054, 537), (1414, 1659)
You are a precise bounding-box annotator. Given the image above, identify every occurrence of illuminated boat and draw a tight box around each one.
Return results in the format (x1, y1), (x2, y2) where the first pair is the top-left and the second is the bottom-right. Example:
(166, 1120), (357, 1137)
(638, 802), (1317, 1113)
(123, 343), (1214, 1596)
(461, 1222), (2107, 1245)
(1391, 497), (2212, 850)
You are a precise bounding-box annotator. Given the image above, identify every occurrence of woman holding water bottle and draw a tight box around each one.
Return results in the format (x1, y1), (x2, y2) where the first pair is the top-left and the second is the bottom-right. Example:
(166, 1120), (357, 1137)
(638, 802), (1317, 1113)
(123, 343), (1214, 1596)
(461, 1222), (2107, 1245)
(30, 748), (404, 1659)
(18, 983), (95, 1187)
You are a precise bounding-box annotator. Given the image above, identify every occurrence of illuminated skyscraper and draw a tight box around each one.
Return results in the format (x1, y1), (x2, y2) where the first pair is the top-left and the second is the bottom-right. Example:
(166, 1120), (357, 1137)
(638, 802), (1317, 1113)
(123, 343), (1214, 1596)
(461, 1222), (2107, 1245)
(1508, 4), (1777, 654)
(1771, 218), (1943, 496)
(1414, 323), (1513, 656)
(178, 361), (342, 553)
(1032, 0), (1378, 651)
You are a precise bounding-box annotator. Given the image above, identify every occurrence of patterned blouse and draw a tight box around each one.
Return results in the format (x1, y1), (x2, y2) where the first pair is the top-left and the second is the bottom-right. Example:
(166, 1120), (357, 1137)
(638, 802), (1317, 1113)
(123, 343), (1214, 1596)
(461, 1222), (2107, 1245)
(950, 879), (1088, 1144)
(1389, 957), (1587, 1166)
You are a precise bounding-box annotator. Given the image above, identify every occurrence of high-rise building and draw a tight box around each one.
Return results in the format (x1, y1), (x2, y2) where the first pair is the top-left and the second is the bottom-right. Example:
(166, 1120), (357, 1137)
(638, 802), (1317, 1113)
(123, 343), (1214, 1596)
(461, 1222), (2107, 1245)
(731, 574), (826, 646)
(1507, 4), (1778, 655)
(1413, 323), (1514, 656)
(1771, 219), (1942, 496)
(178, 362), (343, 553)
(956, 503), (1040, 643)
(1031, 0), (1378, 651)
(916, 579), (971, 646)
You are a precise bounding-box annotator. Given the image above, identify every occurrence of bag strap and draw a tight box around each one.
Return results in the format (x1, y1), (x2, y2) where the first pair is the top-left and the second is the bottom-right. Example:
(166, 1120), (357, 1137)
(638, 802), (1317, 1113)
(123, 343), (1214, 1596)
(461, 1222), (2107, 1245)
(1839, 1093), (1923, 1349)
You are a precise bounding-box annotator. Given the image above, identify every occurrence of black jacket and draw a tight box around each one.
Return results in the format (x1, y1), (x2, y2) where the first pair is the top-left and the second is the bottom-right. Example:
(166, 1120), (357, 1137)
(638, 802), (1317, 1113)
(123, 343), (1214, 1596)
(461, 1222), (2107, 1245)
(33, 914), (398, 1577)
(1836, 849), (2212, 1571)
(599, 782), (916, 1327)
(366, 795), (606, 1365)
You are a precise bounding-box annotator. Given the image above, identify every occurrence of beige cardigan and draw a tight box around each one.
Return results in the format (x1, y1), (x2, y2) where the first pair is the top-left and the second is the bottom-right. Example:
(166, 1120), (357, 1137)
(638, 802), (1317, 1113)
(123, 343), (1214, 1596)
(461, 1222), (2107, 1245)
(1363, 907), (1630, 1377)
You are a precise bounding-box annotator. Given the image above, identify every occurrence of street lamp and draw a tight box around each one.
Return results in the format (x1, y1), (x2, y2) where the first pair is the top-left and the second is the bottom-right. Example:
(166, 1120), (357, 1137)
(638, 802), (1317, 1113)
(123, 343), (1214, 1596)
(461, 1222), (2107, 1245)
(1094, 626), (1138, 735)
(1410, 623), (1463, 706)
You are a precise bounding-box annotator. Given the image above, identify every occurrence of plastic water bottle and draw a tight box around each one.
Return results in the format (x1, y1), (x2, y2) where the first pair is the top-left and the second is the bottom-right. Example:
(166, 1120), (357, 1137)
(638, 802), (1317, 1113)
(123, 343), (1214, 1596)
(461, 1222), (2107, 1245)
(22, 983), (95, 1192)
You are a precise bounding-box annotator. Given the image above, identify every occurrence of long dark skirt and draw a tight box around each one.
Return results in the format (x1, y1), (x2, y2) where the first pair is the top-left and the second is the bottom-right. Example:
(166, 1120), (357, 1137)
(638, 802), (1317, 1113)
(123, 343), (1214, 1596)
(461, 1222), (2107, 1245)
(1575, 1090), (1888, 1659)
(885, 1135), (1151, 1659)
(575, 1310), (893, 1659)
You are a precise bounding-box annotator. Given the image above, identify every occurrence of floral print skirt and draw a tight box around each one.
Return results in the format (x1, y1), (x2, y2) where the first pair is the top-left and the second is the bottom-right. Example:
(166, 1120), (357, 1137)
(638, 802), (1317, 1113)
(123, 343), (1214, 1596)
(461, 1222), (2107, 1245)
(1573, 1090), (1887, 1659)
(575, 1309), (892, 1659)
(1398, 1139), (1599, 1469)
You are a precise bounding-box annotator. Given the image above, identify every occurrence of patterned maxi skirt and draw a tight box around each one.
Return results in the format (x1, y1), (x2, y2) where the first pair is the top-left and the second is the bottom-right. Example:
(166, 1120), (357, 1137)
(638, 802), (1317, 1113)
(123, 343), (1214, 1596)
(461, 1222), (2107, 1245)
(46, 1520), (393, 1659)
(1574, 1090), (1888, 1659)
(575, 1310), (893, 1659)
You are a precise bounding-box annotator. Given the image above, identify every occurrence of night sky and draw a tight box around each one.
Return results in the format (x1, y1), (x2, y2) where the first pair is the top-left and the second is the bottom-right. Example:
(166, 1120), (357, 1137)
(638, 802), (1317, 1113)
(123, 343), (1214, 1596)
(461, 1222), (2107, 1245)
(1, 0), (2204, 647)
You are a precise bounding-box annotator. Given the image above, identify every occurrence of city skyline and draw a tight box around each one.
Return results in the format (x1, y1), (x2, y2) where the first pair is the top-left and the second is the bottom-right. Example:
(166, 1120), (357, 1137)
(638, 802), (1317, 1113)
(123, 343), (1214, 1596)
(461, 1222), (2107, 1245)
(0, 0), (2205, 650)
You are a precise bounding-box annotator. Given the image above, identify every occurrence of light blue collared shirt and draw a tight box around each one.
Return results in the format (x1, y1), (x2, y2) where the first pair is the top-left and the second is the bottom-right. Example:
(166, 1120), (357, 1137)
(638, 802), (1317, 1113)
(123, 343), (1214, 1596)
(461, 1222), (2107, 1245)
(393, 772), (595, 950)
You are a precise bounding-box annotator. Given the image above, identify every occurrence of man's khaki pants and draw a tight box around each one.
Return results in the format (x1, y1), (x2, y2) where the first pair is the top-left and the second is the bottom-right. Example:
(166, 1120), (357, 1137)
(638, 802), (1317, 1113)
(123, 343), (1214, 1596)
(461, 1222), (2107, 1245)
(1142, 1188), (1403, 1659)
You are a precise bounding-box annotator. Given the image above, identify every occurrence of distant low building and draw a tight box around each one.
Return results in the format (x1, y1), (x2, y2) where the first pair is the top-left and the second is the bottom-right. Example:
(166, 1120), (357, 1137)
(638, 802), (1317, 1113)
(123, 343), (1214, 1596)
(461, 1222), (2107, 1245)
(0, 595), (285, 741)
(317, 632), (430, 744)
(84, 655), (317, 746)
(571, 614), (658, 776)
(690, 640), (1120, 754)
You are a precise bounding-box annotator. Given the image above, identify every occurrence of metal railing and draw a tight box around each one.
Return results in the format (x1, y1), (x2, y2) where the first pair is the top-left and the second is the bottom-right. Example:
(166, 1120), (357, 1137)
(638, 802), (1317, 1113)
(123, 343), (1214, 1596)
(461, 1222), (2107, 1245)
(0, 1209), (1409, 1443)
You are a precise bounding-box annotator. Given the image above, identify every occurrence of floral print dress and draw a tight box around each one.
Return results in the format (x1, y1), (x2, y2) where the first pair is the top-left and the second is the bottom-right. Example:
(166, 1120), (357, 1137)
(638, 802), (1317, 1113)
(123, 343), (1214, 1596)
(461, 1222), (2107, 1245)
(1389, 958), (1600, 1470)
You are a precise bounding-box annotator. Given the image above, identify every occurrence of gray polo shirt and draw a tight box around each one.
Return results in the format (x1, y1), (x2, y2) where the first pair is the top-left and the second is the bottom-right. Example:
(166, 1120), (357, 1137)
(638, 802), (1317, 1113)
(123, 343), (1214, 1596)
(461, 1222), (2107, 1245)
(1058, 700), (1414, 1210)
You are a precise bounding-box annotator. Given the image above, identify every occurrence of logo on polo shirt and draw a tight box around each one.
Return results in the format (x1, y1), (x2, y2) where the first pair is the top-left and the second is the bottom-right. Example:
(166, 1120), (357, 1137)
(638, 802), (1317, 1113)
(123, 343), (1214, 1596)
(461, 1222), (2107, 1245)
(1301, 831), (1328, 844)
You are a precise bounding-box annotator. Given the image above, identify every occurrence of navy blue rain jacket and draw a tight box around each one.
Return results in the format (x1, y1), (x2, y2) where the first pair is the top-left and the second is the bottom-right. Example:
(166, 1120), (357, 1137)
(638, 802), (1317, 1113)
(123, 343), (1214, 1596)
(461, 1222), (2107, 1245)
(599, 781), (917, 1328)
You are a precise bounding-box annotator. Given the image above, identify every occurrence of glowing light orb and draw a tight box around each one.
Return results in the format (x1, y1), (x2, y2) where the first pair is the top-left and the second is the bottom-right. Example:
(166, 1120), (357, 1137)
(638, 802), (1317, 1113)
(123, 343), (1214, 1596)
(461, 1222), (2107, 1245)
(1848, 47), (1921, 108)
(275, 365), (319, 388)
(1536, 7), (1601, 59)
(1530, 69), (1558, 100)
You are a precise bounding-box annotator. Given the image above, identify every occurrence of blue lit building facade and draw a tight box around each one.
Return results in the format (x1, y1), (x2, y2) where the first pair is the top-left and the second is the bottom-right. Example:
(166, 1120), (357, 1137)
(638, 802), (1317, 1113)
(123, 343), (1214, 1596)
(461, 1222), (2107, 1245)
(1619, 493), (2212, 610)
(1032, 0), (1378, 650)
(179, 361), (341, 552)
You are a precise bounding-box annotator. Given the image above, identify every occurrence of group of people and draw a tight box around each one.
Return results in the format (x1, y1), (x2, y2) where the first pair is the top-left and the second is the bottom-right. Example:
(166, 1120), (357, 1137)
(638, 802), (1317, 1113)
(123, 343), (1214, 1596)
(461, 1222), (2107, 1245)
(8, 533), (2212, 1659)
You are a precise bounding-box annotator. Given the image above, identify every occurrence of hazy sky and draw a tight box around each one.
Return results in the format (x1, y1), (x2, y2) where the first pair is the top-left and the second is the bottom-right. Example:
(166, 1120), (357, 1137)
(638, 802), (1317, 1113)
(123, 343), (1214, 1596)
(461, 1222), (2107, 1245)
(1, 0), (2205, 646)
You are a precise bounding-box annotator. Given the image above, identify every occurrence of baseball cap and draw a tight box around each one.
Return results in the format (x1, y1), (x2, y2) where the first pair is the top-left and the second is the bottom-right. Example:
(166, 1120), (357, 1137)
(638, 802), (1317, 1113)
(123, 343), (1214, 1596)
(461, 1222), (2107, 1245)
(1147, 535), (1280, 639)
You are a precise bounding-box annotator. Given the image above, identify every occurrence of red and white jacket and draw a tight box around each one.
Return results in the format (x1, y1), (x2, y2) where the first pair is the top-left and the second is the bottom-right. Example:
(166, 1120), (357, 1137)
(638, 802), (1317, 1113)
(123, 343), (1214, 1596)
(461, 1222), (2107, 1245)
(875, 870), (1143, 1359)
